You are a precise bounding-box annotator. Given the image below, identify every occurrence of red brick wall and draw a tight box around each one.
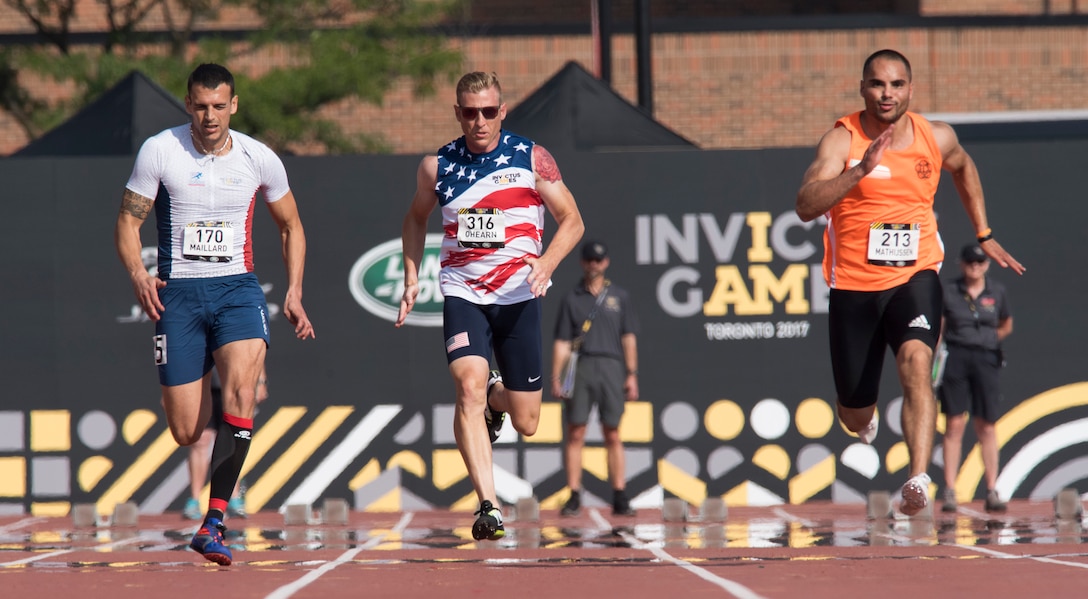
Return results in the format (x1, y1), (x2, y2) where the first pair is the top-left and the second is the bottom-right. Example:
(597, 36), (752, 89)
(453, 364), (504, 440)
(921, 0), (1082, 15)
(460, 0), (909, 22)
(2, 2), (1087, 155)
(322, 24), (1088, 156)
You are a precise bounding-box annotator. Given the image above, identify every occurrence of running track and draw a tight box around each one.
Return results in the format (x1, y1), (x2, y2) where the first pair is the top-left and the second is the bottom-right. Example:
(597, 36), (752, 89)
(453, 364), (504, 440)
(1, 500), (1085, 598)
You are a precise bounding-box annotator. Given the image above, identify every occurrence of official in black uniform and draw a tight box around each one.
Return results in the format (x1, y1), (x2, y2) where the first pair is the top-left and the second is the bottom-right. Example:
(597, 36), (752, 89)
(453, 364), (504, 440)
(938, 244), (1013, 513)
(551, 240), (641, 517)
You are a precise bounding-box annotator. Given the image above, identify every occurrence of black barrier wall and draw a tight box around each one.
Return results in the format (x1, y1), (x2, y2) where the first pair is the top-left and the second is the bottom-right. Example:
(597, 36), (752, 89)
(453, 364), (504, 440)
(1, 141), (1085, 516)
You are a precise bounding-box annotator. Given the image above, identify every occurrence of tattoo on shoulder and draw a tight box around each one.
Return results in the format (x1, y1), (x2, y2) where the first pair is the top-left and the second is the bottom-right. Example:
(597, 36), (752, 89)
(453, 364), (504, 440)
(121, 189), (153, 219)
(534, 145), (562, 183)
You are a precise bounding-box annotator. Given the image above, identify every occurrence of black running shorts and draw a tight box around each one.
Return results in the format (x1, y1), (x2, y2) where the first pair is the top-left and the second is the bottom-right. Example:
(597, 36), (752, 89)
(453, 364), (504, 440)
(828, 269), (942, 409)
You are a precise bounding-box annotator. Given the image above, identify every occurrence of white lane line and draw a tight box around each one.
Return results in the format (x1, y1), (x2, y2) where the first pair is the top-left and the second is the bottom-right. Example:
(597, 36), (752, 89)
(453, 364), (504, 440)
(955, 506), (992, 519)
(264, 512), (414, 599)
(956, 543), (1088, 569)
(772, 507), (818, 528)
(588, 509), (770, 599)
(0, 517), (45, 535)
(279, 405), (402, 510)
(0, 534), (152, 567)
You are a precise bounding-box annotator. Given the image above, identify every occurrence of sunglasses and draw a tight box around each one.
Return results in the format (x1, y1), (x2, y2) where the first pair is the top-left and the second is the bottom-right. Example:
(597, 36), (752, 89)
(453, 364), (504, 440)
(457, 105), (501, 120)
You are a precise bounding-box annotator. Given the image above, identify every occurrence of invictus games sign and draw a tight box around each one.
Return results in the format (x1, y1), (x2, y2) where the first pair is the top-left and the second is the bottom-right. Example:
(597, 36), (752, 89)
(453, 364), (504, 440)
(635, 210), (829, 342)
(349, 234), (444, 327)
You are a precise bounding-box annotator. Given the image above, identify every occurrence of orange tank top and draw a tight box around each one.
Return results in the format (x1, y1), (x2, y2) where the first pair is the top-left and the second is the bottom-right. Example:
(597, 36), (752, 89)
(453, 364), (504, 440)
(822, 111), (945, 291)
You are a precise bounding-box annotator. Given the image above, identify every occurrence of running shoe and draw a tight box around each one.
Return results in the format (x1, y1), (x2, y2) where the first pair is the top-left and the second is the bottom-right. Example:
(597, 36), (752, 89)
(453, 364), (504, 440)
(190, 517), (233, 565)
(484, 370), (506, 443)
(182, 497), (202, 520)
(941, 488), (958, 513)
(612, 492), (636, 517)
(472, 499), (505, 541)
(227, 496), (247, 518)
(857, 416), (878, 444)
(560, 492), (581, 517)
(900, 472), (931, 516)
(984, 490), (1008, 513)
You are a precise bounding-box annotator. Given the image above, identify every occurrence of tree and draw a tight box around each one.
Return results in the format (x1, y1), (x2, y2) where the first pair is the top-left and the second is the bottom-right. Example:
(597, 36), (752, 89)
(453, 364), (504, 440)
(1, 0), (464, 154)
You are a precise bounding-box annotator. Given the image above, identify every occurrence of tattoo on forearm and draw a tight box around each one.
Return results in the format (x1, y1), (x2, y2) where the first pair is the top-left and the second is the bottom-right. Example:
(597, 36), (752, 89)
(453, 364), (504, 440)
(534, 145), (562, 183)
(121, 189), (152, 219)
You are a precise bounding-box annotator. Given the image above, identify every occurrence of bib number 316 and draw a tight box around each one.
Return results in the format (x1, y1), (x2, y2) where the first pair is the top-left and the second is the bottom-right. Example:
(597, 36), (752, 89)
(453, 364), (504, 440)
(457, 208), (505, 248)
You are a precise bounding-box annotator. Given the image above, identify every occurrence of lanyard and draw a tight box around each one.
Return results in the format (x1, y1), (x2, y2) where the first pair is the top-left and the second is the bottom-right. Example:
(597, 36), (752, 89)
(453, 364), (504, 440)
(963, 291), (980, 328)
(572, 281), (610, 352)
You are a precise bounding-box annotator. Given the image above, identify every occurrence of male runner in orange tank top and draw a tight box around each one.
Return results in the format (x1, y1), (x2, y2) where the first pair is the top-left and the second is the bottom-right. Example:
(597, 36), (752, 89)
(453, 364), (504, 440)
(796, 49), (1024, 517)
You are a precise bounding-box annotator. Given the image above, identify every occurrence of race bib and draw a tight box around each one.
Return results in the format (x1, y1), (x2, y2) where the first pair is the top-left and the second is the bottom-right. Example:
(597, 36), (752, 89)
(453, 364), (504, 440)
(182, 221), (234, 262)
(867, 222), (919, 266)
(457, 208), (505, 248)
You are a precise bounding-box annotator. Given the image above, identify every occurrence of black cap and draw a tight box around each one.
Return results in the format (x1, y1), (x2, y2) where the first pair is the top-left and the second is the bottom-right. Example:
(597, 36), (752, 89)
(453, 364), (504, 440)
(581, 240), (608, 260)
(961, 244), (987, 263)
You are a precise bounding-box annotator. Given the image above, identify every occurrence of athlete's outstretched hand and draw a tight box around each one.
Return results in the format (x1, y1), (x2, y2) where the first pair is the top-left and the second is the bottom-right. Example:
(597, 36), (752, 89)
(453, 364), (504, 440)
(131, 272), (167, 321)
(395, 282), (419, 327)
(979, 239), (1025, 275)
(284, 291), (315, 339)
(859, 123), (894, 176)
(523, 254), (557, 298)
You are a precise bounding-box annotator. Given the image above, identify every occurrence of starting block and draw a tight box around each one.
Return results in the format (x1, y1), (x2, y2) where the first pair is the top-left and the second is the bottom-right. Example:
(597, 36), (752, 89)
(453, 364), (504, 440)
(699, 497), (727, 522)
(1055, 488), (1084, 520)
(701, 524), (726, 548)
(517, 527), (542, 549)
(71, 503), (98, 528)
(515, 496), (540, 522)
(663, 498), (689, 522)
(284, 503), (311, 526)
(664, 524), (686, 547)
(322, 498), (350, 525)
(866, 490), (893, 520)
(1057, 520), (1083, 544)
(112, 502), (139, 527)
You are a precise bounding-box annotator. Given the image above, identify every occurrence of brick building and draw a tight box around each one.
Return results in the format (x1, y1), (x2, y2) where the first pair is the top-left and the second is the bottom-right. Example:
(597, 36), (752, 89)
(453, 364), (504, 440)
(1, 0), (1086, 155)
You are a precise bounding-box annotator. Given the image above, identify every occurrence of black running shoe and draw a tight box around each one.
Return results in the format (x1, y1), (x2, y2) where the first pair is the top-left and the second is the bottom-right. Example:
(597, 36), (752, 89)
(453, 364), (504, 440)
(612, 492), (637, 517)
(941, 488), (958, 513)
(560, 493), (581, 517)
(484, 370), (506, 443)
(984, 490), (1007, 513)
(472, 499), (505, 540)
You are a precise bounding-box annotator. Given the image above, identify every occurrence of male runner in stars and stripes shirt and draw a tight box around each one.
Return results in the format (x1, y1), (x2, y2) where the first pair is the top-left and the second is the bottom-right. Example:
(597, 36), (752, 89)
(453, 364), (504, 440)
(397, 72), (584, 541)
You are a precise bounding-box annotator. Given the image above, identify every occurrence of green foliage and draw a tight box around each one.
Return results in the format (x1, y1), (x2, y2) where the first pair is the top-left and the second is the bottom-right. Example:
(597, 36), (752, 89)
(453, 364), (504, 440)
(1, 0), (464, 154)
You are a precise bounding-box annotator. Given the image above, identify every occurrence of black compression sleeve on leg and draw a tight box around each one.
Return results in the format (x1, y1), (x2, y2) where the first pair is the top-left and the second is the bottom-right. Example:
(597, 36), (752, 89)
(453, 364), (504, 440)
(208, 413), (252, 516)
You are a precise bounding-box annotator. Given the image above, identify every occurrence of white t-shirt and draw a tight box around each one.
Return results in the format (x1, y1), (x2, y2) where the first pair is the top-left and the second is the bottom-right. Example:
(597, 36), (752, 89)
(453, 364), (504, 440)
(126, 124), (291, 279)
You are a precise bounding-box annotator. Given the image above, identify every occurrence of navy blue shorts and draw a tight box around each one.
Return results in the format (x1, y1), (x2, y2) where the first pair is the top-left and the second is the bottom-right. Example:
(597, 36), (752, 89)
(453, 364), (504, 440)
(828, 269), (942, 409)
(443, 296), (543, 392)
(154, 273), (269, 386)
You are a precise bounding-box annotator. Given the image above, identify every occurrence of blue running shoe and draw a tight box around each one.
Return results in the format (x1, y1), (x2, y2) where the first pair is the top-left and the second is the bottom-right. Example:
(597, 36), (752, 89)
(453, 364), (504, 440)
(190, 517), (232, 565)
(182, 497), (202, 521)
(227, 497), (247, 518)
(484, 370), (506, 444)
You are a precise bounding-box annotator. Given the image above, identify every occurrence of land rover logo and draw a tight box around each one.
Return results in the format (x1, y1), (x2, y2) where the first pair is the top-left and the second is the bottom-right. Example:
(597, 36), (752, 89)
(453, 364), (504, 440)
(348, 234), (444, 327)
